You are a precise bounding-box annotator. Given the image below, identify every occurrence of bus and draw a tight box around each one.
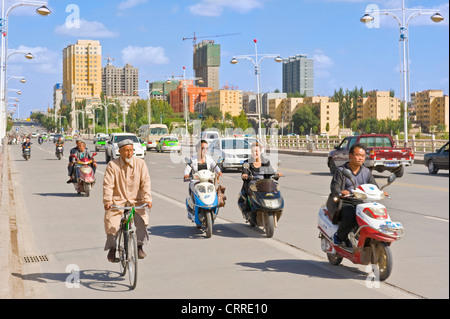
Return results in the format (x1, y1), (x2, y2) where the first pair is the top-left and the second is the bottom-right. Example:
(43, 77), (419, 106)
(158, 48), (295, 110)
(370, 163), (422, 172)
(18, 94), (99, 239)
(139, 124), (169, 150)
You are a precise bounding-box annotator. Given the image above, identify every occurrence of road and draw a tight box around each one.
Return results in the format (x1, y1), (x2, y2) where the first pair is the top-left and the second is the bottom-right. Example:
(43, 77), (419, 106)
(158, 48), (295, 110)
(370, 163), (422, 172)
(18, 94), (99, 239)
(3, 122), (449, 300)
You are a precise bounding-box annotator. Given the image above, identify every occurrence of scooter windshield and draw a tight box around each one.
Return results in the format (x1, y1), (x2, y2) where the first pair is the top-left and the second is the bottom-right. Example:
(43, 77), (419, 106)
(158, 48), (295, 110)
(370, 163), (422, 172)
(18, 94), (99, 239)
(252, 179), (278, 193)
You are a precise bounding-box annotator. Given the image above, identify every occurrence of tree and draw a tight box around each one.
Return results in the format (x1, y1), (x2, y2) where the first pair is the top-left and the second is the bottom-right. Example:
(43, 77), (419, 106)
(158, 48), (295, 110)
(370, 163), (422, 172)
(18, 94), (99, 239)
(232, 111), (250, 130)
(292, 105), (320, 135)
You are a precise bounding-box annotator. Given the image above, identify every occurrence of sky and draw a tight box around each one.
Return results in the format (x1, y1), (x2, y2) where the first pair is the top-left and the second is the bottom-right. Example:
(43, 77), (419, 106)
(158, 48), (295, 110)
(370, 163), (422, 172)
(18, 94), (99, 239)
(4, 0), (449, 118)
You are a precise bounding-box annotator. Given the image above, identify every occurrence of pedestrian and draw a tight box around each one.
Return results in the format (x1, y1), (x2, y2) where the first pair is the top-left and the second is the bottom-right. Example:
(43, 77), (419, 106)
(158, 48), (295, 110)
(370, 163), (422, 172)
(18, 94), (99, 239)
(103, 139), (153, 262)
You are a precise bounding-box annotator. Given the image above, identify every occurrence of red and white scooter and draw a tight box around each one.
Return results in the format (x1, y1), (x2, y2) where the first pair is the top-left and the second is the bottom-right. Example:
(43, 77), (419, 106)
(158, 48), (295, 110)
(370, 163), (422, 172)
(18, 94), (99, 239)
(318, 168), (405, 281)
(70, 153), (97, 197)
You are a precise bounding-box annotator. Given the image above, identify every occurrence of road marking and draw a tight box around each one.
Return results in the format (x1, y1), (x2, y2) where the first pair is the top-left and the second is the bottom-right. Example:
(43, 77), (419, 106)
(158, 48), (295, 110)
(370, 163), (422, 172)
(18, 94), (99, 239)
(424, 216), (449, 223)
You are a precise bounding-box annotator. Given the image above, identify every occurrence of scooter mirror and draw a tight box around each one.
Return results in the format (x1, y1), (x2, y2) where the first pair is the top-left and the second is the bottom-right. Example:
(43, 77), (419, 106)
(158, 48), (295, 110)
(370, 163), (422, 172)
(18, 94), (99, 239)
(341, 168), (356, 189)
(243, 163), (250, 170)
(387, 174), (396, 184)
(218, 157), (224, 164)
(92, 152), (97, 157)
(185, 157), (192, 165)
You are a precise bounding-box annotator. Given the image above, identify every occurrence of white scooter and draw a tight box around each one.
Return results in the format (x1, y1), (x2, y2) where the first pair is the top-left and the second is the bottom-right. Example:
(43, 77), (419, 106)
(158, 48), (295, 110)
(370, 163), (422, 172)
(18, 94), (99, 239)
(184, 158), (223, 238)
(318, 168), (405, 281)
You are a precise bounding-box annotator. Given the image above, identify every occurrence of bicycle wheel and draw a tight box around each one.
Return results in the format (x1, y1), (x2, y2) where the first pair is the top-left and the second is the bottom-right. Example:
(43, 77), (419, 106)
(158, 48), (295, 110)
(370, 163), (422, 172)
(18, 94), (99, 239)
(117, 228), (127, 277)
(128, 230), (138, 289)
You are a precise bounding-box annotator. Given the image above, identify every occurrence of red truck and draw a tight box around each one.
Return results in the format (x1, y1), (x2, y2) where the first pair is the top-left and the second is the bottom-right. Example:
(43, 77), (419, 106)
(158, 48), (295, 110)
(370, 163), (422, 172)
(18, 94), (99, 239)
(327, 134), (414, 177)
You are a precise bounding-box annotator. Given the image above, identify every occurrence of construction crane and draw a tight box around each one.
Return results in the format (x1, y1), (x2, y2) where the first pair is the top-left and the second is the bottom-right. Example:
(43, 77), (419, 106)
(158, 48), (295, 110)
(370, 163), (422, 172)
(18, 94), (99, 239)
(183, 32), (240, 46)
(103, 54), (115, 65)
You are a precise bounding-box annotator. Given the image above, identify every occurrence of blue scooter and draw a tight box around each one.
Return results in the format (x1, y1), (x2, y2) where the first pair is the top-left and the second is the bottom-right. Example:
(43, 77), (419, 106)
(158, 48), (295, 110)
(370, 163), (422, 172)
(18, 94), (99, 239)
(184, 157), (223, 238)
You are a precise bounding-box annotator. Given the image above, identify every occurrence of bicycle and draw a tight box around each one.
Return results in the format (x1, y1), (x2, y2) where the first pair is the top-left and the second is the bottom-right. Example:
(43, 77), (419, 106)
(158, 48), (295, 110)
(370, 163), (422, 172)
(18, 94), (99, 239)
(111, 203), (149, 290)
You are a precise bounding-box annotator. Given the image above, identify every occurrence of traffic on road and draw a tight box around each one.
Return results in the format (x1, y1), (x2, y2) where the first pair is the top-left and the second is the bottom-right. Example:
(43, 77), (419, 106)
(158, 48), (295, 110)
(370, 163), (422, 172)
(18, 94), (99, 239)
(2, 122), (448, 300)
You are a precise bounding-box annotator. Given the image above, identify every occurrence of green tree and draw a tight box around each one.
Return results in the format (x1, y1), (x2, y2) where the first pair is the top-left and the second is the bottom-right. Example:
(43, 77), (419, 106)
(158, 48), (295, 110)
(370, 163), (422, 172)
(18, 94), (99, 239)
(292, 105), (320, 135)
(232, 111), (250, 130)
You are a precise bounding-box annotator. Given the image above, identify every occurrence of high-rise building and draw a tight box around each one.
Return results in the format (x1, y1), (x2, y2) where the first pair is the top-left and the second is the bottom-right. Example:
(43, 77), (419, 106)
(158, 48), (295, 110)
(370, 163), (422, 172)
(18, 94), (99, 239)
(62, 40), (102, 104)
(193, 40), (220, 91)
(282, 54), (314, 96)
(53, 83), (63, 111)
(102, 63), (138, 97)
(102, 62), (139, 108)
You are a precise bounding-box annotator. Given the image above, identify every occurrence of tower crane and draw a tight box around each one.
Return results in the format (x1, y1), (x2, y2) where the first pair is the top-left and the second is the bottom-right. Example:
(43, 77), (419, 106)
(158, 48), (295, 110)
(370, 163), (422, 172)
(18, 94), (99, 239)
(182, 32), (240, 46)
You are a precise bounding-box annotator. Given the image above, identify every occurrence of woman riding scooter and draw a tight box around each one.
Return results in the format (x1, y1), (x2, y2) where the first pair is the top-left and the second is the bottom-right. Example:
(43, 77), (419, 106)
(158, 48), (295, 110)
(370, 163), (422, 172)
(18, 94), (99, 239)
(184, 139), (223, 197)
(240, 141), (282, 205)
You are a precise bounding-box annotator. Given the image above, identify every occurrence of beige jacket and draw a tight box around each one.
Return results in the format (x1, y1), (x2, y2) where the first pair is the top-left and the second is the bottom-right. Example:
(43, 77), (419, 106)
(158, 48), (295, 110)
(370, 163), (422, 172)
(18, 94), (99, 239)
(103, 156), (152, 235)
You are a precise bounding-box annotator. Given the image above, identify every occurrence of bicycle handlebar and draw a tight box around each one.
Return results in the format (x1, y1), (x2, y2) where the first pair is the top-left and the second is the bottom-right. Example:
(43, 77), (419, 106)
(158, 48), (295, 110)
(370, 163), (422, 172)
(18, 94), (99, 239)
(110, 203), (149, 210)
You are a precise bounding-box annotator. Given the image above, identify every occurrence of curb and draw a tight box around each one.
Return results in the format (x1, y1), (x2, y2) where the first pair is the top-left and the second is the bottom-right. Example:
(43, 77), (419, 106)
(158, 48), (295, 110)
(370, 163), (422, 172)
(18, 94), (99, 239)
(0, 145), (12, 298)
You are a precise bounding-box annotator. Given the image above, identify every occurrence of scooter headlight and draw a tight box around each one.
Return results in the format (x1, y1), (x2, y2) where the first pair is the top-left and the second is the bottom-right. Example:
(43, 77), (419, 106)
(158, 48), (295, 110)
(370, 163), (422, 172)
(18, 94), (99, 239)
(196, 185), (206, 193)
(263, 199), (279, 209)
(353, 191), (367, 200)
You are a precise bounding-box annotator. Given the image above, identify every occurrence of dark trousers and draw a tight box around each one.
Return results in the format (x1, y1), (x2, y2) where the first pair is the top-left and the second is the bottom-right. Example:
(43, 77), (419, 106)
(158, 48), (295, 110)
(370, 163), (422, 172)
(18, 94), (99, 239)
(337, 202), (359, 241)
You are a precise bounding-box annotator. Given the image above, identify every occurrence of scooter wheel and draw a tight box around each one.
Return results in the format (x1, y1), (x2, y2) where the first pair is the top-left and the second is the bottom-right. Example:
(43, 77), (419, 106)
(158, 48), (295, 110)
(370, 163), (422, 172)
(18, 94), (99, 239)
(327, 253), (343, 266)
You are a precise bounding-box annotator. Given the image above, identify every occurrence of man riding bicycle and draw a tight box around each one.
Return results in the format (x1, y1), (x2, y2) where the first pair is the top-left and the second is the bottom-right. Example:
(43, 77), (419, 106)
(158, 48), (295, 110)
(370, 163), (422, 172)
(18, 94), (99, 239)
(103, 139), (153, 262)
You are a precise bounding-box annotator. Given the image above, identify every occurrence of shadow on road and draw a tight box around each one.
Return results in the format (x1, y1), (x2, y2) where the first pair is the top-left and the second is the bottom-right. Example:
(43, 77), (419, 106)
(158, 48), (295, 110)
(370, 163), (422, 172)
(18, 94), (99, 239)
(236, 259), (367, 281)
(11, 269), (133, 293)
(149, 222), (268, 240)
(34, 192), (82, 198)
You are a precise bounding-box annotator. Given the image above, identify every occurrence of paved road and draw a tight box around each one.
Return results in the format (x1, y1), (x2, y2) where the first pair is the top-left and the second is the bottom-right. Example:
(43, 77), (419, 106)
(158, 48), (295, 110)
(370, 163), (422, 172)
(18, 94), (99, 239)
(2, 123), (448, 300)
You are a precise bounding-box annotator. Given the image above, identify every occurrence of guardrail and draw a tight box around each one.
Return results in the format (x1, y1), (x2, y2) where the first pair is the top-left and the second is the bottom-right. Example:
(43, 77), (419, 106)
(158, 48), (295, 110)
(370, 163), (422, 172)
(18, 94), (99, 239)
(266, 135), (448, 154)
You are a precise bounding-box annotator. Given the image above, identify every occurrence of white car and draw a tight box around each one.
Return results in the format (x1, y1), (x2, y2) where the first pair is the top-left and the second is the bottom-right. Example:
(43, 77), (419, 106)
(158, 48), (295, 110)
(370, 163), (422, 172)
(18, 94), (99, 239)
(105, 133), (145, 163)
(208, 137), (251, 171)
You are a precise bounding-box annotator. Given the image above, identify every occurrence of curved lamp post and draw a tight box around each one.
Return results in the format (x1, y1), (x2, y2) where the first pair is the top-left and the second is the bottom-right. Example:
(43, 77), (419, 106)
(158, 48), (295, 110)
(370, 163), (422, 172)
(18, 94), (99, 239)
(230, 39), (282, 140)
(360, 0), (444, 146)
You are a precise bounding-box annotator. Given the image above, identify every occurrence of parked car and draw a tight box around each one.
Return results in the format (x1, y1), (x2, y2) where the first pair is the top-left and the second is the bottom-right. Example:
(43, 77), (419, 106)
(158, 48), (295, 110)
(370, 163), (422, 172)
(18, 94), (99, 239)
(328, 134), (414, 177)
(156, 136), (181, 153)
(424, 141), (449, 174)
(208, 137), (252, 172)
(105, 133), (145, 163)
(200, 130), (220, 145)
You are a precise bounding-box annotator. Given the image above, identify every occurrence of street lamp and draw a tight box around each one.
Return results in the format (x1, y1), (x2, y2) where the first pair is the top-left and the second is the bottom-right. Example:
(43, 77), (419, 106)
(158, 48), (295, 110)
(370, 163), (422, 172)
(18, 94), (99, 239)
(360, 0), (444, 146)
(0, 0), (50, 141)
(230, 39), (282, 140)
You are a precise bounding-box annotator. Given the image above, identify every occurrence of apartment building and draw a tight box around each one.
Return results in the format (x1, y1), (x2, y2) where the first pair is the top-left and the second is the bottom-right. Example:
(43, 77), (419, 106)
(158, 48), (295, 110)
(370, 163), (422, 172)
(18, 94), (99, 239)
(282, 54), (314, 96)
(206, 90), (243, 117)
(102, 63), (139, 99)
(194, 40), (220, 91)
(169, 80), (213, 113)
(412, 89), (449, 132)
(269, 96), (339, 135)
(356, 90), (401, 121)
(62, 40), (102, 104)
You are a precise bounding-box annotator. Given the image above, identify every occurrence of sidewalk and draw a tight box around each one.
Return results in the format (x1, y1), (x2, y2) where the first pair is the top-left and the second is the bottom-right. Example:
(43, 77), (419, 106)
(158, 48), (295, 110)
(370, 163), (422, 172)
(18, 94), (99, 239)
(0, 145), (12, 298)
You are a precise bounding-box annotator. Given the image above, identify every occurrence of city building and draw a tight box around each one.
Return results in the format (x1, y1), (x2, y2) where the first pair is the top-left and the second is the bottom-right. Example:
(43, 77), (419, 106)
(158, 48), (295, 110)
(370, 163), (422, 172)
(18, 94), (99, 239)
(242, 91), (256, 114)
(62, 39), (102, 104)
(148, 80), (180, 101)
(412, 89), (449, 132)
(206, 90), (243, 117)
(282, 54), (314, 96)
(356, 90), (401, 121)
(262, 92), (287, 116)
(193, 40), (220, 91)
(53, 83), (63, 111)
(102, 62), (139, 106)
(169, 80), (213, 113)
(269, 96), (339, 135)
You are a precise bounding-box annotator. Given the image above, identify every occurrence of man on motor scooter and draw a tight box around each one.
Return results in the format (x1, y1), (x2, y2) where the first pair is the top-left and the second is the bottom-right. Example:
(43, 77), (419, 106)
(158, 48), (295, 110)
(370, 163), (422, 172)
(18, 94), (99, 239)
(67, 139), (97, 183)
(330, 143), (388, 247)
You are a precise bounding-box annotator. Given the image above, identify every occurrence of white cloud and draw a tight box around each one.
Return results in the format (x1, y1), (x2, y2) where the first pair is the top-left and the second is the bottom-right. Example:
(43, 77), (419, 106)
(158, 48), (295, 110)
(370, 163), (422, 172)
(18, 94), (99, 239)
(54, 19), (118, 38)
(312, 50), (334, 78)
(189, 0), (265, 17)
(8, 45), (60, 74)
(118, 0), (148, 11)
(121, 46), (170, 66)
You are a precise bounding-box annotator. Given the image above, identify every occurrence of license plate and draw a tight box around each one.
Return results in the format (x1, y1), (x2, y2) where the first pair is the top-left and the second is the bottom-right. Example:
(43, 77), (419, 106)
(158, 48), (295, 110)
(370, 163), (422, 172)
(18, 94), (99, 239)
(385, 163), (399, 167)
(240, 160), (244, 164)
(385, 221), (402, 229)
